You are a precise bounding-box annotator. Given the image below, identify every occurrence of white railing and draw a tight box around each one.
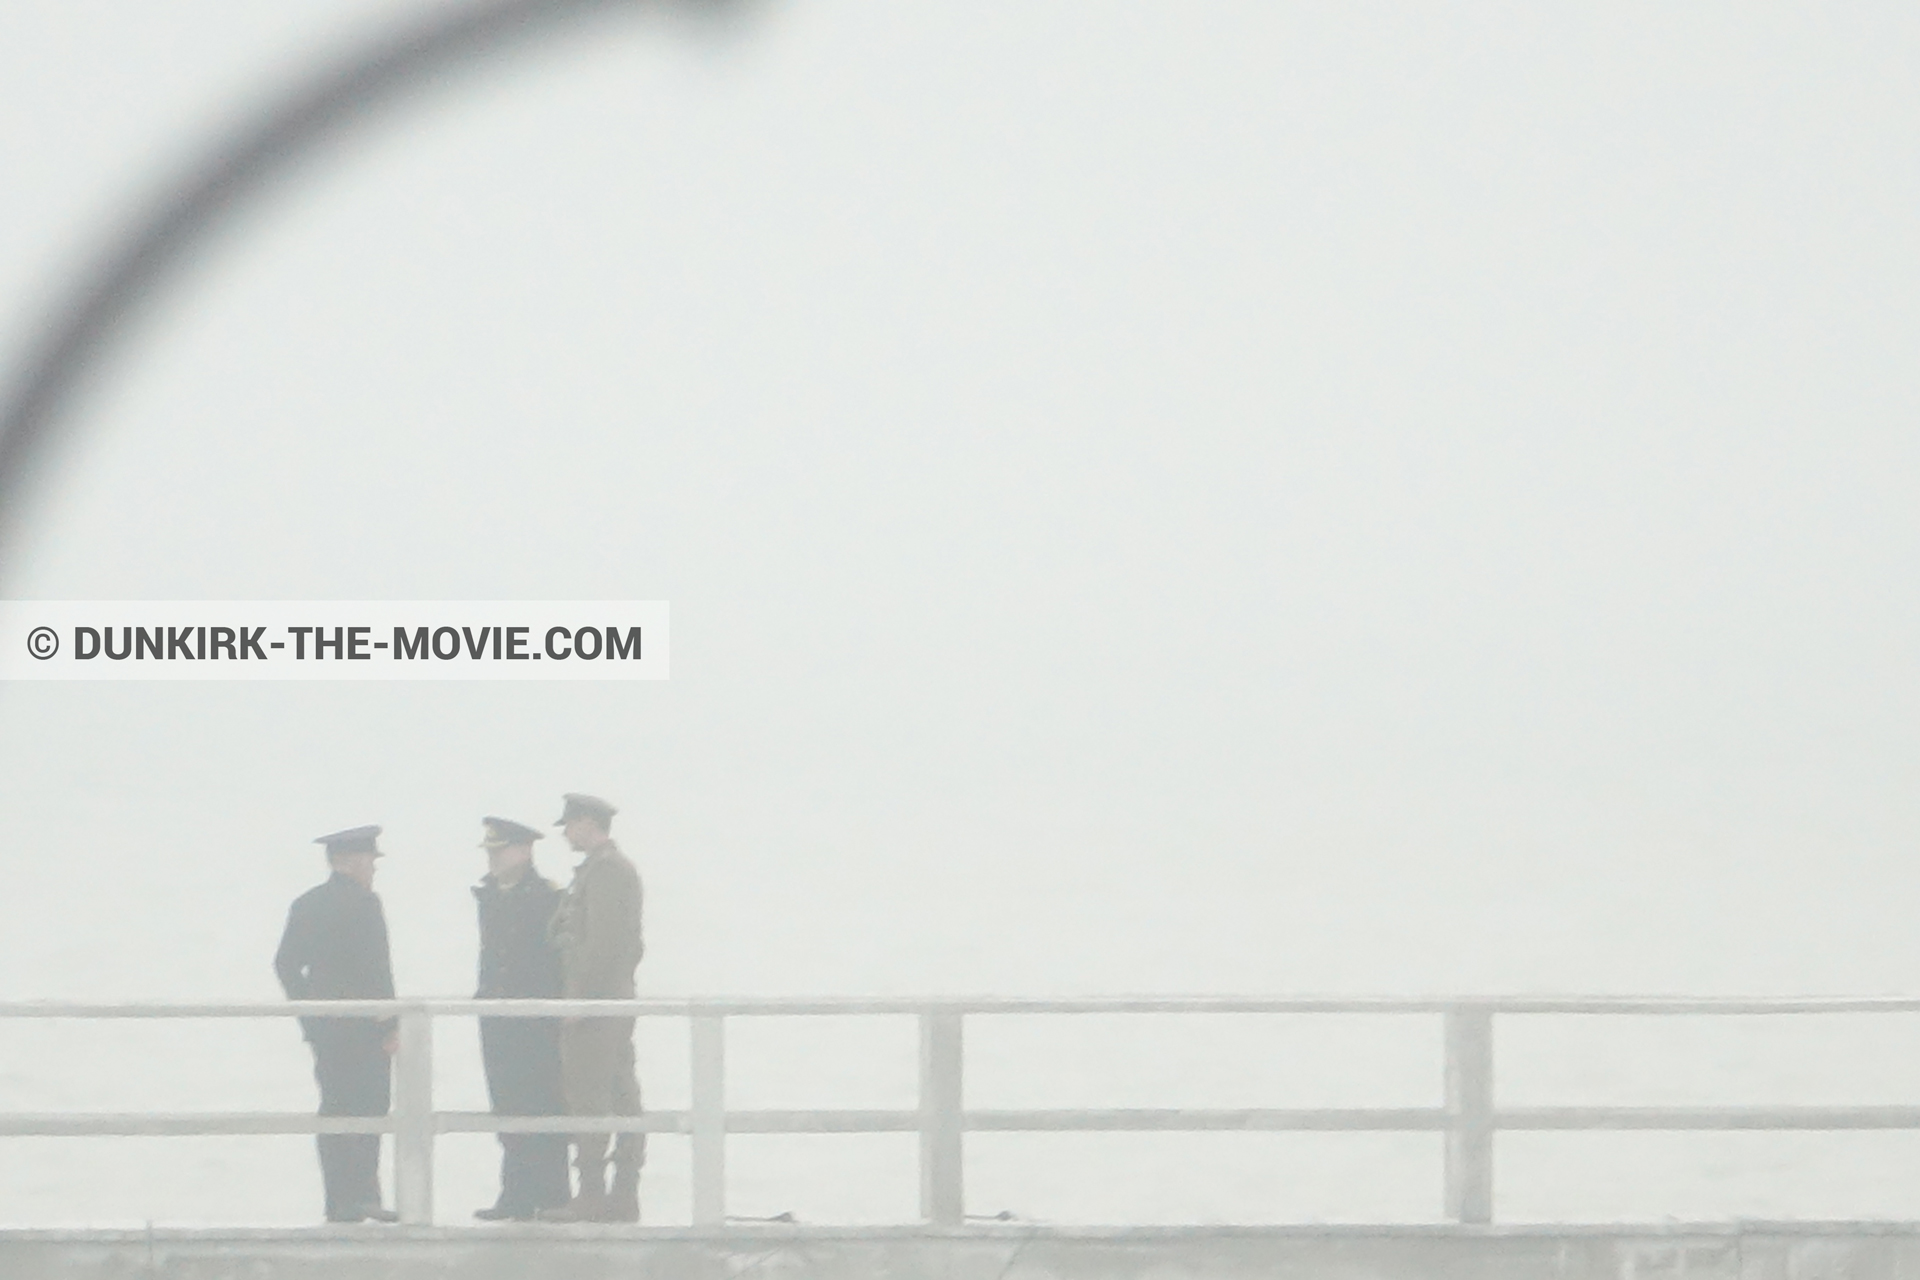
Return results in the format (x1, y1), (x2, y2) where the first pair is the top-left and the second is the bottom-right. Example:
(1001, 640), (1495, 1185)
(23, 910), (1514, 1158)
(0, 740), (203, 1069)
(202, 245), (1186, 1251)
(6, 995), (1920, 1226)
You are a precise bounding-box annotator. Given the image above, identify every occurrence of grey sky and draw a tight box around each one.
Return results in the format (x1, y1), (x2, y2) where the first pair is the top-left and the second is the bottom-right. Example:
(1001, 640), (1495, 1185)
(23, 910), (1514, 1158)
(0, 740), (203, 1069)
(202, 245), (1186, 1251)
(2, 1), (1918, 1008)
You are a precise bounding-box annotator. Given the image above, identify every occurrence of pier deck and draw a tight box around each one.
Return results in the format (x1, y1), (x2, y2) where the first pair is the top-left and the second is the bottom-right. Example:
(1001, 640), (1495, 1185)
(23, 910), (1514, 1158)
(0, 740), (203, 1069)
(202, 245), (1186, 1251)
(5, 1221), (1920, 1280)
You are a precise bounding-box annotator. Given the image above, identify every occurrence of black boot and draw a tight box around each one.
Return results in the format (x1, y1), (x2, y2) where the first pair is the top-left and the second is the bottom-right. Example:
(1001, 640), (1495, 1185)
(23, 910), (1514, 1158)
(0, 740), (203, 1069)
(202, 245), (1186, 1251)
(474, 1198), (515, 1222)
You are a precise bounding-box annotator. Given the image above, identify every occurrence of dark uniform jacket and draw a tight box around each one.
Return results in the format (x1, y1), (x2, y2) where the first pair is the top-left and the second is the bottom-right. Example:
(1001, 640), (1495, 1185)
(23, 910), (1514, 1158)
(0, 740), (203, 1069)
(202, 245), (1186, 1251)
(274, 871), (395, 1048)
(474, 870), (566, 1123)
(474, 872), (564, 999)
(549, 841), (643, 999)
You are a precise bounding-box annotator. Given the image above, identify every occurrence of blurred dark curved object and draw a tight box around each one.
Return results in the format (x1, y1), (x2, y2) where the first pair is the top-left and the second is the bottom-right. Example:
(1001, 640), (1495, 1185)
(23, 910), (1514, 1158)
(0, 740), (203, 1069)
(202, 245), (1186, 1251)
(0, 0), (744, 577)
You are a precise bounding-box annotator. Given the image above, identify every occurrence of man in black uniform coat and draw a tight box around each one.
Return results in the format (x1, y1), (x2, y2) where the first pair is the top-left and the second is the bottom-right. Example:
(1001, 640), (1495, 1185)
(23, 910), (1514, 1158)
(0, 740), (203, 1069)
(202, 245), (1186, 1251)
(471, 816), (570, 1220)
(273, 825), (399, 1224)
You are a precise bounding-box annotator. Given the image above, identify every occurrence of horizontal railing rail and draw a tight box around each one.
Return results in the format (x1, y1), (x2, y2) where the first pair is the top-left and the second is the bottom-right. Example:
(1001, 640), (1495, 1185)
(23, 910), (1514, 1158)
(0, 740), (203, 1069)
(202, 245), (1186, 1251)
(14, 995), (1920, 1016)
(4, 995), (1918, 1226)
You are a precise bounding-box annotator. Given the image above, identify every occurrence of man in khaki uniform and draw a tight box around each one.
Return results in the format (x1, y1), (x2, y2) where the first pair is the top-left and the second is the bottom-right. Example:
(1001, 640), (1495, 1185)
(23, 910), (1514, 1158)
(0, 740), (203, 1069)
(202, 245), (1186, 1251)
(540, 793), (644, 1222)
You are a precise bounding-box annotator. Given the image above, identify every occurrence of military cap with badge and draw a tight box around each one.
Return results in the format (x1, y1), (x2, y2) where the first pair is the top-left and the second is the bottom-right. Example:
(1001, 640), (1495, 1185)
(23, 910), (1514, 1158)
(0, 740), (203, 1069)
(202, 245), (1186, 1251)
(555, 793), (617, 826)
(480, 817), (545, 849)
(315, 825), (383, 857)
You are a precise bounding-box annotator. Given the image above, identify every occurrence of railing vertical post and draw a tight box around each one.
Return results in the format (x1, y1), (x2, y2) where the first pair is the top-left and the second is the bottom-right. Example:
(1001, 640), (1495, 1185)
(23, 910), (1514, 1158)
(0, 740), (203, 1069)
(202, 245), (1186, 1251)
(690, 1014), (727, 1225)
(1443, 1004), (1494, 1225)
(918, 1009), (964, 1226)
(392, 1004), (435, 1225)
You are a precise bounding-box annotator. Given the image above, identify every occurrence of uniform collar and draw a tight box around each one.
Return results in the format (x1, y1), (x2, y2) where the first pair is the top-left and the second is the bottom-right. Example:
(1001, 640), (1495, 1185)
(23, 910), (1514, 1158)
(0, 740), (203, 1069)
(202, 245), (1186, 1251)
(327, 869), (374, 896)
(573, 839), (620, 870)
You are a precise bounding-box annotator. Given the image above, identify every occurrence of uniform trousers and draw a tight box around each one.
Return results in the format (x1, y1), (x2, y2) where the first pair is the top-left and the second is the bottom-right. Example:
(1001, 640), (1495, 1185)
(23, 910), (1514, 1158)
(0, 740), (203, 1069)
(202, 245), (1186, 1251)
(310, 1029), (390, 1220)
(559, 1016), (644, 1176)
(479, 1016), (570, 1213)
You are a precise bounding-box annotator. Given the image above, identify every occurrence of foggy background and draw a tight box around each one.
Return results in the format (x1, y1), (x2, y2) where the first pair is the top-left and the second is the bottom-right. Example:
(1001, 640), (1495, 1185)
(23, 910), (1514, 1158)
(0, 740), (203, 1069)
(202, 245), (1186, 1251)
(2, 0), (1919, 1226)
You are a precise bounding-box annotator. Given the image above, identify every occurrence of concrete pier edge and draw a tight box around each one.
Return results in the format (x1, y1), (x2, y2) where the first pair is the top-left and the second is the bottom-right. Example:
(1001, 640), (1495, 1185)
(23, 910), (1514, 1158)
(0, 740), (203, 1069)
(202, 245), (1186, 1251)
(7, 1221), (1920, 1279)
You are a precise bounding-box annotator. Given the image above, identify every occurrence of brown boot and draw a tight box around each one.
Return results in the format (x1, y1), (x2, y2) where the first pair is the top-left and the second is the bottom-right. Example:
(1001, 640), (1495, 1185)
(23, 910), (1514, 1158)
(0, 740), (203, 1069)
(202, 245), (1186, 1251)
(603, 1163), (640, 1223)
(536, 1162), (606, 1223)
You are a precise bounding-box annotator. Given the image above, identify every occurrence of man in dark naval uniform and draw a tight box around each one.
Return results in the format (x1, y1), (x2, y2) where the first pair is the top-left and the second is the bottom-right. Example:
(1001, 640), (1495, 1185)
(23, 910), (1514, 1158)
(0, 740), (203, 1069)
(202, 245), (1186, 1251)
(471, 816), (570, 1221)
(273, 825), (399, 1224)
